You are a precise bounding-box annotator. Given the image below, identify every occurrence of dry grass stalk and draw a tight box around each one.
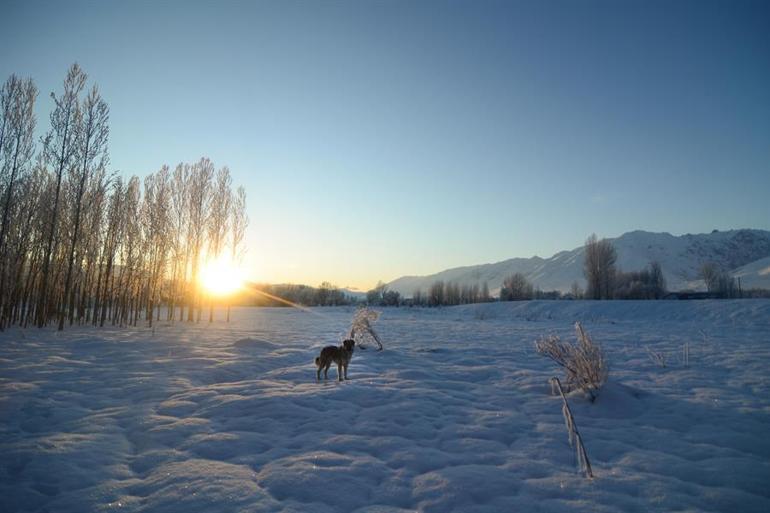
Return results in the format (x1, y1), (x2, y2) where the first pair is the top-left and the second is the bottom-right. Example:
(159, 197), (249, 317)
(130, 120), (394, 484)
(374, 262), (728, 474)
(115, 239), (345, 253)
(550, 377), (594, 478)
(646, 346), (666, 367)
(536, 322), (608, 401)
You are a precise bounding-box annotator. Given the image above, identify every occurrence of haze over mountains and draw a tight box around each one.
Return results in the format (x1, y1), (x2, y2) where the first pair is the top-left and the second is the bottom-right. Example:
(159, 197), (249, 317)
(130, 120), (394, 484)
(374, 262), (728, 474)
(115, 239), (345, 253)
(386, 229), (770, 296)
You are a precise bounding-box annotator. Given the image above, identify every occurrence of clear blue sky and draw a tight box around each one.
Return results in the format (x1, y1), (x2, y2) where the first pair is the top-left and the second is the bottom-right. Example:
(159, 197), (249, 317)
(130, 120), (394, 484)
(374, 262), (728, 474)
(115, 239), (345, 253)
(2, 0), (769, 290)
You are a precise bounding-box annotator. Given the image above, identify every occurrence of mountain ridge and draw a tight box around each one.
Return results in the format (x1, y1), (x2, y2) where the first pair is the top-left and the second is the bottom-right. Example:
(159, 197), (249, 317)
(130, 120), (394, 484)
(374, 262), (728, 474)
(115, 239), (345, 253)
(386, 229), (770, 296)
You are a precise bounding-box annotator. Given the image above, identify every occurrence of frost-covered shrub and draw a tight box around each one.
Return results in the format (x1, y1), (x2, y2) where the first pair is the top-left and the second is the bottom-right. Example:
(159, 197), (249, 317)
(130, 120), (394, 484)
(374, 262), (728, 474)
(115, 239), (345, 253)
(348, 307), (383, 350)
(536, 322), (608, 401)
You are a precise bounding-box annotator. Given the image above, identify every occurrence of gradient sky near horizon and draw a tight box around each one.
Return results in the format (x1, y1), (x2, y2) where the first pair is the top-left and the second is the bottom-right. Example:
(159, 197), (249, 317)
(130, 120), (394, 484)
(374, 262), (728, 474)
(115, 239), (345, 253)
(2, 0), (769, 290)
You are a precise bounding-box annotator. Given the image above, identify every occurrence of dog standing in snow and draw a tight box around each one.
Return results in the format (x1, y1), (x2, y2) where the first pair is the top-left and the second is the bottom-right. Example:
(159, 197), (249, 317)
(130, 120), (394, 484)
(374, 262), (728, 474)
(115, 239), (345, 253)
(315, 339), (355, 381)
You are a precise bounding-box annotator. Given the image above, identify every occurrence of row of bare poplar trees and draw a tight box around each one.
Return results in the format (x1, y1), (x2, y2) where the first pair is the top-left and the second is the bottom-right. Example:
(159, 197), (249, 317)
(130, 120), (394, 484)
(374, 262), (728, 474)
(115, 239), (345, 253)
(0, 64), (248, 331)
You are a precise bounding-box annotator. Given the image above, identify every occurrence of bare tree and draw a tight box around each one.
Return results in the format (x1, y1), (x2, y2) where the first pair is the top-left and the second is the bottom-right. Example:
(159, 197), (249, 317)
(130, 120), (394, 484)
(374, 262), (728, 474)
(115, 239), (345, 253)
(227, 185), (248, 322)
(583, 233), (617, 300)
(429, 280), (445, 306)
(649, 261), (666, 296)
(141, 166), (171, 327)
(117, 177), (142, 326)
(186, 158), (213, 322)
(4, 159), (46, 326)
(205, 166), (232, 322)
(570, 281), (583, 299)
(445, 281), (460, 305)
(0, 75), (37, 329)
(37, 64), (87, 326)
(698, 262), (736, 297)
(96, 177), (125, 326)
(59, 83), (109, 330)
(74, 167), (109, 324)
(699, 262), (719, 292)
(500, 272), (533, 301)
(169, 163), (190, 321)
(480, 281), (490, 302)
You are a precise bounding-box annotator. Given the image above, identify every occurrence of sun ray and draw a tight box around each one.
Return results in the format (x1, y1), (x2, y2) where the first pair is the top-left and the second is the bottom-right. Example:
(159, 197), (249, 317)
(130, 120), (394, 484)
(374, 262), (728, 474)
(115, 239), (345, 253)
(243, 285), (331, 319)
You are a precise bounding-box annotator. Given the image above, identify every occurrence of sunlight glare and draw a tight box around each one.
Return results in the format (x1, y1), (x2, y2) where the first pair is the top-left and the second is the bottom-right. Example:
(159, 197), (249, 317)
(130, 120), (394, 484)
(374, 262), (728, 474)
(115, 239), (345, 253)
(200, 259), (243, 296)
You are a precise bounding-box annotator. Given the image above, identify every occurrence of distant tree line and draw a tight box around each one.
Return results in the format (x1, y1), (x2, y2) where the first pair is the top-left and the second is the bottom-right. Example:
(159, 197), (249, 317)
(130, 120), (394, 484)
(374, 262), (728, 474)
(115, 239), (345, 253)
(736, 288), (770, 299)
(363, 232), (769, 307)
(366, 281), (403, 306)
(363, 280), (494, 307)
(411, 280), (492, 306)
(613, 263), (667, 299)
(697, 262), (745, 298)
(0, 65), (248, 330)
(245, 282), (358, 307)
(581, 233), (766, 300)
(370, 275), (565, 307)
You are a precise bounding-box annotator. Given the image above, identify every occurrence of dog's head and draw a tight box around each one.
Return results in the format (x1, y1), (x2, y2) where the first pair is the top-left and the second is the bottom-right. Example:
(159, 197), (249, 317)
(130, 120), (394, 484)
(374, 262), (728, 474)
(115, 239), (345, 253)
(342, 339), (355, 353)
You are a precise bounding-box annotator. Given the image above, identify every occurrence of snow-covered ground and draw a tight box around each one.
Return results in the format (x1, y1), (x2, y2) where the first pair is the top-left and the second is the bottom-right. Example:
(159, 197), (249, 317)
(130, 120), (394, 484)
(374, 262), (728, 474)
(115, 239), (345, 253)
(2, 300), (769, 513)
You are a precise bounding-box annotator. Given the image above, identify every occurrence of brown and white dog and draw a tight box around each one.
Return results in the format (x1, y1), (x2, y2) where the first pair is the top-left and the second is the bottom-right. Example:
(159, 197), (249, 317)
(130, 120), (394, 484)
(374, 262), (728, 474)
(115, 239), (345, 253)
(315, 339), (355, 381)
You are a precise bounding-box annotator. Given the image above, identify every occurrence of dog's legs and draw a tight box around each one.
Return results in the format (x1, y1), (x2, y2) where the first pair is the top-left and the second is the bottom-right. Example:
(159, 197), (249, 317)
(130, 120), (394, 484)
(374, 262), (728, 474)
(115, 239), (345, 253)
(317, 366), (321, 381)
(337, 363), (343, 382)
(343, 363), (348, 380)
(324, 362), (330, 379)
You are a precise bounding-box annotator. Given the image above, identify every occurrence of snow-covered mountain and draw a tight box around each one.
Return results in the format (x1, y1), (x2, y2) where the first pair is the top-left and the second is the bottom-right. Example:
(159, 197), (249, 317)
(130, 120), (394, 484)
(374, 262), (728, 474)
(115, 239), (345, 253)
(387, 229), (770, 295)
(731, 256), (770, 291)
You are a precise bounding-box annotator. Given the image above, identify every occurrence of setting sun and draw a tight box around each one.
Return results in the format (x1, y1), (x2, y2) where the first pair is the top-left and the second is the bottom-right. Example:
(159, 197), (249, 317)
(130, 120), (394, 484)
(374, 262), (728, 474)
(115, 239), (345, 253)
(200, 259), (243, 296)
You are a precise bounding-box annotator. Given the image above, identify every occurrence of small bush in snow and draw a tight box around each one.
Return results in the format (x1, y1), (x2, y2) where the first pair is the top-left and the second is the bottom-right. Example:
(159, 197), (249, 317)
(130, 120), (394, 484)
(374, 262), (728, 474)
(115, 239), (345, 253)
(536, 322), (608, 401)
(348, 307), (383, 350)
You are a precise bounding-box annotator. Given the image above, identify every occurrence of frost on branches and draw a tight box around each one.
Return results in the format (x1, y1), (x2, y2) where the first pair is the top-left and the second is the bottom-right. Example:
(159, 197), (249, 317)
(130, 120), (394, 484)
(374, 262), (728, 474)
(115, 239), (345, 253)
(348, 307), (383, 351)
(536, 322), (608, 401)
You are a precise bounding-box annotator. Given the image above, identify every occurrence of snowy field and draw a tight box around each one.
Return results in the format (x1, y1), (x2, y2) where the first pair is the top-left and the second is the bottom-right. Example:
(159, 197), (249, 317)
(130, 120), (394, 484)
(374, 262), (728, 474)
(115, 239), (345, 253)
(1, 300), (770, 513)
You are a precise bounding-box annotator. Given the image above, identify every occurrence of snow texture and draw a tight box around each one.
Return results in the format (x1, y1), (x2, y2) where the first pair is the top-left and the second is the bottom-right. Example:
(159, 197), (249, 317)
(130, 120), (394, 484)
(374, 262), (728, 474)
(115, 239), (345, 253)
(2, 301), (770, 512)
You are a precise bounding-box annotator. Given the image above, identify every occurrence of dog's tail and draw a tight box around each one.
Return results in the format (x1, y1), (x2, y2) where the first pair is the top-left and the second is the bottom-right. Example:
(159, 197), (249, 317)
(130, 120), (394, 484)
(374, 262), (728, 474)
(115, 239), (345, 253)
(314, 356), (320, 367)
